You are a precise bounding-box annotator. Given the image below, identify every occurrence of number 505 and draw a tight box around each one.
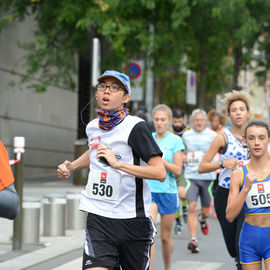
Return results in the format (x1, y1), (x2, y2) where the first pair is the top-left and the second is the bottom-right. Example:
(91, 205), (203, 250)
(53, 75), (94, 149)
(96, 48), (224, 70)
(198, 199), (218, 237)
(251, 193), (270, 206)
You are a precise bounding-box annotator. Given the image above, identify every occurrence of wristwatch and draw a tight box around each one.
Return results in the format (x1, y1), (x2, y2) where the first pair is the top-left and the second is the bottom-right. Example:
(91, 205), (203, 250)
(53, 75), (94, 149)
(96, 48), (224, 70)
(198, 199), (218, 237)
(219, 160), (224, 169)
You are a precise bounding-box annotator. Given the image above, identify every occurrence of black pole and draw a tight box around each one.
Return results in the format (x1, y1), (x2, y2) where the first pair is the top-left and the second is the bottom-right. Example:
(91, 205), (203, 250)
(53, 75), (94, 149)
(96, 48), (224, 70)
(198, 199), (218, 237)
(12, 152), (24, 250)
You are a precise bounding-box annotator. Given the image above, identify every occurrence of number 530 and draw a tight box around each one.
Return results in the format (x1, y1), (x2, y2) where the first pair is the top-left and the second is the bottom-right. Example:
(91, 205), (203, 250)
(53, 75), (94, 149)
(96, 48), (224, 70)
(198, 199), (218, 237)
(92, 183), (113, 197)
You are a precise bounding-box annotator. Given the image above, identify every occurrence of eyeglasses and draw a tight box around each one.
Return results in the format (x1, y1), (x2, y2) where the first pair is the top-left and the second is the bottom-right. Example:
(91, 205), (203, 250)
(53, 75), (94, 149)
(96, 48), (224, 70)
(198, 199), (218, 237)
(97, 83), (125, 92)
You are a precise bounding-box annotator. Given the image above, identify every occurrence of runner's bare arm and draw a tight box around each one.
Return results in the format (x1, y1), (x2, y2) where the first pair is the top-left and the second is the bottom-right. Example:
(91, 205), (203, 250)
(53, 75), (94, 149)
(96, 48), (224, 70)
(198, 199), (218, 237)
(97, 145), (165, 181)
(226, 169), (249, 222)
(162, 151), (183, 177)
(198, 134), (225, 173)
(57, 150), (90, 179)
(116, 155), (166, 182)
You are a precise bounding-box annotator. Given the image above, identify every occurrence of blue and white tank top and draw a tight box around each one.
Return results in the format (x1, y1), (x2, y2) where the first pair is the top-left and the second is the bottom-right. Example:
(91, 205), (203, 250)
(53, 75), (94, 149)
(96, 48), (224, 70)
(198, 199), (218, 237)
(240, 165), (270, 215)
(218, 128), (249, 189)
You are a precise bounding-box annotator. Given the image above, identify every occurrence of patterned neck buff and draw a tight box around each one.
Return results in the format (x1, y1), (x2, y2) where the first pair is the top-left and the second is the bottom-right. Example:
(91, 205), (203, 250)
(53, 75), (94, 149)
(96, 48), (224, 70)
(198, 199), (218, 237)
(96, 107), (129, 130)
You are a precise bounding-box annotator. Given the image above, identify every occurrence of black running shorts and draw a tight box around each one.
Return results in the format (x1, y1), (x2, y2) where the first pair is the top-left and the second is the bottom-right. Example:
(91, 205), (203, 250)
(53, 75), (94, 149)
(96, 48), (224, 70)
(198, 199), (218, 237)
(82, 213), (156, 270)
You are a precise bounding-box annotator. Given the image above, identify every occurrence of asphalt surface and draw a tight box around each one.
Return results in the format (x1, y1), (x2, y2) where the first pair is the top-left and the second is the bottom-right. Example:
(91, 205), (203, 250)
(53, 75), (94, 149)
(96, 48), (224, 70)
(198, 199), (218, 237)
(0, 176), (242, 270)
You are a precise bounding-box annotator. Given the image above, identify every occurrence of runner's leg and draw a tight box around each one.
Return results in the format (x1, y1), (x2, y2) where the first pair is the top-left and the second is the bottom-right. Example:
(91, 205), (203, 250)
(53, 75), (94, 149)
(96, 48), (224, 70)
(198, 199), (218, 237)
(149, 203), (158, 270)
(242, 263), (261, 270)
(214, 186), (238, 258)
(265, 259), (270, 270)
(187, 201), (198, 238)
(160, 212), (177, 270)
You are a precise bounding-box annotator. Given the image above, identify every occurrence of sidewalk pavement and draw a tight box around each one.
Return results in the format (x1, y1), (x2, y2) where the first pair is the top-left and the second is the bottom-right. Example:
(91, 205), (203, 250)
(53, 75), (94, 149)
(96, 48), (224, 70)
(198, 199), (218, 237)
(0, 228), (84, 270)
(0, 176), (85, 270)
(0, 176), (227, 270)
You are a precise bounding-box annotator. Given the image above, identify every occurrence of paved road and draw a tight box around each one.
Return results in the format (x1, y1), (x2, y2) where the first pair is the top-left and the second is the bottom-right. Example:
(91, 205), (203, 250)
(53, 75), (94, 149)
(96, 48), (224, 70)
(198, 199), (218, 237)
(24, 215), (237, 270)
(154, 216), (236, 270)
(1, 177), (239, 270)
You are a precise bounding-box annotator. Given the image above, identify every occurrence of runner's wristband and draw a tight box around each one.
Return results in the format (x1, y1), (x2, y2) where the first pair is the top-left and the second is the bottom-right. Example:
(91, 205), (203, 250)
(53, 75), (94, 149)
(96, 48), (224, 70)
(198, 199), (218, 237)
(219, 160), (224, 169)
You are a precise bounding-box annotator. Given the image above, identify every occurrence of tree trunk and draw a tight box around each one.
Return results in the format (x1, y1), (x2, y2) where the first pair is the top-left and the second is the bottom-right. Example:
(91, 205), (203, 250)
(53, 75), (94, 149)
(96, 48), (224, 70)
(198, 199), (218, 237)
(197, 51), (208, 108)
(232, 46), (243, 90)
(153, 75), (161, 106)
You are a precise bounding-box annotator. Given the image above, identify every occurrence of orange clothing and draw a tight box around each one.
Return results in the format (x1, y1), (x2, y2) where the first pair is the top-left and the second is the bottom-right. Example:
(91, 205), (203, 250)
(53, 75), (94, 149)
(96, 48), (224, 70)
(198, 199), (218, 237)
(0, 141), (14, 191)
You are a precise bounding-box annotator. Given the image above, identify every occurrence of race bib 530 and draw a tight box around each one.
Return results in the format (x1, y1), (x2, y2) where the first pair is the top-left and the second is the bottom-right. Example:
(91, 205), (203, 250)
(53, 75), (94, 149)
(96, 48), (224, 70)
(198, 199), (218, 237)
(87, 170), (121, 201)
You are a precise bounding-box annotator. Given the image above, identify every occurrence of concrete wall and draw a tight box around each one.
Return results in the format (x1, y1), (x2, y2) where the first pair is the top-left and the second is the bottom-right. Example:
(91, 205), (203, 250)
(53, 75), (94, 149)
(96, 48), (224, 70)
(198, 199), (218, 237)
(0, 17), (78, 178)
(239, 65), (270, 122)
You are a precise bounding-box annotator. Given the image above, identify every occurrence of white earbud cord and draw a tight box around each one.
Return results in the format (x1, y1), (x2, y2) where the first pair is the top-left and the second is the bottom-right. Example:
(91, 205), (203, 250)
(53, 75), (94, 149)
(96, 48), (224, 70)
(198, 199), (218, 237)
(80, 96), (97, 126)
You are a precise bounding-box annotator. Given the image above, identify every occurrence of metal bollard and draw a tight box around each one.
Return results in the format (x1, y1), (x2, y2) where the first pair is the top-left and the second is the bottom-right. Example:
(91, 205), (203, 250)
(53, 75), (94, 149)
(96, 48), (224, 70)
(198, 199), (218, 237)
(73, 139), (89, 185)
(22, 199), (41, 244)
(66, 192), (87, 230)
(43, 195), (66, 236)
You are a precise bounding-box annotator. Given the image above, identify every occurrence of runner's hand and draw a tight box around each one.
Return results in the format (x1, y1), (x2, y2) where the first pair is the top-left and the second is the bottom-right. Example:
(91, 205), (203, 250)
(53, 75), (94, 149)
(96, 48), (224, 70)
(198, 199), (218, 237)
(182, 154), (187, 163)
(223, 158), (240, 170)
(243, 172), (256, 192)
(57, 160), (72, 179)
(97, 144), (119, 169)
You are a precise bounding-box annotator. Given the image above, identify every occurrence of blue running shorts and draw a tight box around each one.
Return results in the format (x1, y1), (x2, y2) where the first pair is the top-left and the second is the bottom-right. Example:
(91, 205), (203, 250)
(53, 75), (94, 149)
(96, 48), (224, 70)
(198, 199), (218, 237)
(151, 192), (180, 215)
(239, 222), (270, 264)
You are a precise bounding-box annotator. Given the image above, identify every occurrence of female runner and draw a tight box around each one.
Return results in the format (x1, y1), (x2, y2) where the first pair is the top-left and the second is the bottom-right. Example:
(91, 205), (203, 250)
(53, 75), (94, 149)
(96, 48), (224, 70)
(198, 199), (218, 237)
(198, 90), (250, 269)
(148, 104), (184, 270)
(226, 120), (270, 270)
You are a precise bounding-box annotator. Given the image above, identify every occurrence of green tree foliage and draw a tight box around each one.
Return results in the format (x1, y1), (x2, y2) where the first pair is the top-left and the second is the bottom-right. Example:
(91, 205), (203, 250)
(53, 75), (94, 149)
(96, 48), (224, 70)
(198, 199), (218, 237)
(0, 0), (190, 92)
(212, 0), (270, 89)
(1, 0), (270, 108)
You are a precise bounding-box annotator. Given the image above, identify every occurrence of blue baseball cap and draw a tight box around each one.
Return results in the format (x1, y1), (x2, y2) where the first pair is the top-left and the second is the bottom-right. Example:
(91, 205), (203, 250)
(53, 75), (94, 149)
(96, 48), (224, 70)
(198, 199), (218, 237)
(97, 70), (131, 94)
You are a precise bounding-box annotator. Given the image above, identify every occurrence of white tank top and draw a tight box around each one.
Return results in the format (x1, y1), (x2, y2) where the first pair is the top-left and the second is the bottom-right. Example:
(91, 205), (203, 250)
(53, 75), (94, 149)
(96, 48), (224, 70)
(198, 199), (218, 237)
(182, 128), (217, 180)
(218, 128), (249, 189)
(79, 115), (162, 219)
